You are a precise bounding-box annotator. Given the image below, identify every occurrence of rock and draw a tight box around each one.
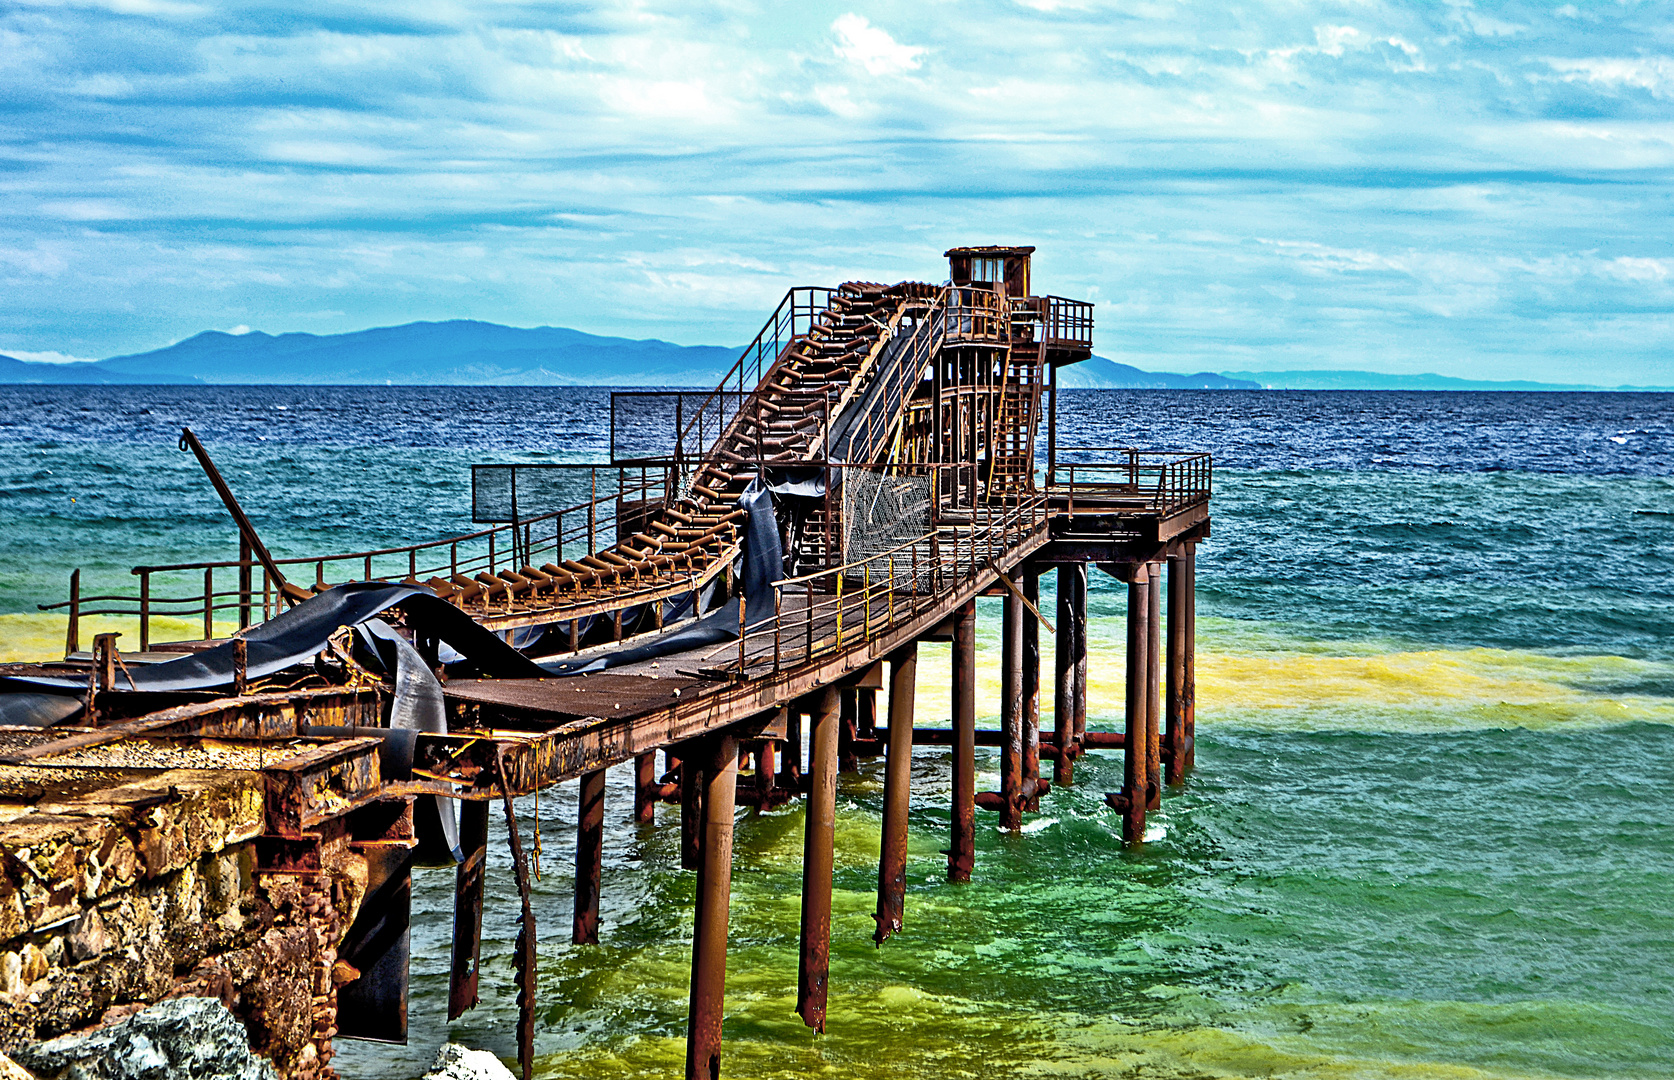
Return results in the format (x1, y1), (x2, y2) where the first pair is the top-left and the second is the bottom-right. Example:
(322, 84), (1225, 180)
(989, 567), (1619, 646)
(66, 909), (110, 963)
(0, 1051), (35, 1080)
(12, 996), (276, 1079)
(422, 1043), (516, 1080)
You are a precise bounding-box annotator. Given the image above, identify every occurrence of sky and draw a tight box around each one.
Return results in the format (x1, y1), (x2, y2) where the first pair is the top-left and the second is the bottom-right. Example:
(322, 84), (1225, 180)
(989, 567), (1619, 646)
(1, 1), (1671, 383)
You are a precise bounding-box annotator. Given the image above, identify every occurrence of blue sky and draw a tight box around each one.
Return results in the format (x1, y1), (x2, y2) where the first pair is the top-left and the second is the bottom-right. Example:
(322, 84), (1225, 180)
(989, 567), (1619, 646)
(1, 1), (1671, 383)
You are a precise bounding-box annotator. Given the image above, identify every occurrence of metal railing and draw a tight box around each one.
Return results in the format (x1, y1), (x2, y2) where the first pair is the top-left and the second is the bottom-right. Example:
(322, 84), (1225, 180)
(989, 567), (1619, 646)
(709, 463), (1050, 675)
(1040, 296), (1094, 348)
(41, 462), (678, 652)
(1047, 448), (1212, 516)
(674, 286), (835, 472)
(942, 286), (1010, 345)
(836, 288), (947, 466)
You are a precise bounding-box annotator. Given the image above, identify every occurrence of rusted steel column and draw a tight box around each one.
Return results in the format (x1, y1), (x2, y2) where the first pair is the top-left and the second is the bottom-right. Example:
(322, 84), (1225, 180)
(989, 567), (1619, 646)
(1023, 568), (1042, 812)
(495, 758), (537, 1080)
(838, 688), (860, 773)
(573, 768), (605, 945)
(680, 743), (703, 871)
(447, 798), (489, 1020)
(634, 751), (658, 823)
(799, 687), (841, 1030)
(1184, 545), (1197, 775)
(999, 588), (1024, 830)
(1166, 556), (1187, 785)
(876, 642), (916, 944)
(686, 732), (740, 1080)
(857, 686), (878, 737)
(1071, 562), (1088, 742)
(778, 707), (804, 788)
(949, 599), (977, 882)
(1053, 566), (1078, 787)
(1113, 565), (1149, 845)
(1146, 565), (1162, 811)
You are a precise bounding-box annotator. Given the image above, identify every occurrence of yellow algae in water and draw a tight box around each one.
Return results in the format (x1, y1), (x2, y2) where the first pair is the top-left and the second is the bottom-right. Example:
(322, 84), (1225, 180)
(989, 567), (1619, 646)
(907, 616), (1674, 733)
(0, 613), (243, 663)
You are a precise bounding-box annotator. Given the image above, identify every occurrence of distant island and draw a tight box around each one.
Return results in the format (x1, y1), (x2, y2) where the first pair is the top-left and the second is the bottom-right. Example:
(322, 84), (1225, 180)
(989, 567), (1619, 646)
(0, 320), (1664, 391)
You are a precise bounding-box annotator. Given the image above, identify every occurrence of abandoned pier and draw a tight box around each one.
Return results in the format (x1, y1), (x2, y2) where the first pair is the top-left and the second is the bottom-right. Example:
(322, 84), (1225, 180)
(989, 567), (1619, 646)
(0, 246), (1210, 1079)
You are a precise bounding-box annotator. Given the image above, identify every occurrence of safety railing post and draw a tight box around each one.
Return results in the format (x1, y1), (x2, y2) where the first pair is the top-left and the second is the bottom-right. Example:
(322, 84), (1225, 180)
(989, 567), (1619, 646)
(65, 569), (80, 657)
(139, 571), (150, 652)
(238, 536), (253, 630)
(836, 573), (844, 650)
(203, 567), (214, 641)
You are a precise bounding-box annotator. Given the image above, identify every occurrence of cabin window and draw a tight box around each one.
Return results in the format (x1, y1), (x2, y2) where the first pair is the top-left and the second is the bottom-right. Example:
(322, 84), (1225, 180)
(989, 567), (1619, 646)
(971, 256), (1005, 285)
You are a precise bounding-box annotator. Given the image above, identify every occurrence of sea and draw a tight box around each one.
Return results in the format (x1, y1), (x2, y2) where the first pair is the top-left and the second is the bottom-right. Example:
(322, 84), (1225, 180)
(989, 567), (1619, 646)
(1, 385), (1671, 1080)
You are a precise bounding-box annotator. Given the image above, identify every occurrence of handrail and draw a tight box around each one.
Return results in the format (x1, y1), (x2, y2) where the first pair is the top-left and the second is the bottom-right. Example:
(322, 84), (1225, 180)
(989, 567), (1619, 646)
(674, 286), (835, 466)
(838, 287), (949, 467)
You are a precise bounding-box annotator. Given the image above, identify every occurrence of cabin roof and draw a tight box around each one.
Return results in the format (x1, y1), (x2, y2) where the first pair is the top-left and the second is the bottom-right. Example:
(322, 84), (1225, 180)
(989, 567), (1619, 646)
(944, 245), (1036, 258)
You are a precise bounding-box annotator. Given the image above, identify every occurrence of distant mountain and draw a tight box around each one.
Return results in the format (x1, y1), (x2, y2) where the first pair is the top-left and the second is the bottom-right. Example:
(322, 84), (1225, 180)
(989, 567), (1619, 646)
(89, 321), (739, 386)
(8, 322), (1663, 391)
(1222, 369), (1667, 391)
(0, 353), (198, 384)
(1057, 356), (1259, 389)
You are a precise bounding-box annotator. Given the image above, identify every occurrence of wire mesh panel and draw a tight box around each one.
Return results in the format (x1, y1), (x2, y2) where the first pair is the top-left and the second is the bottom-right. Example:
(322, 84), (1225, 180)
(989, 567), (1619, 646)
(472, 465), (604, 523)
(842, 469), (932, 568)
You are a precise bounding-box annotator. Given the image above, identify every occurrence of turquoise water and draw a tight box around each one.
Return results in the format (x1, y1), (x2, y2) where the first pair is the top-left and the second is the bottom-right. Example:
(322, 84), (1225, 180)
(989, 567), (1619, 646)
(1, 387), (1671, 1078)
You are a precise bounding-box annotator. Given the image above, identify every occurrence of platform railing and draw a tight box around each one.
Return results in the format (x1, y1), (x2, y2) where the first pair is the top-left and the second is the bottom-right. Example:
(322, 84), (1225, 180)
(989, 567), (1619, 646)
(838, 288), (948, 467)
(942, 286), (1010, 344)
(1047, 448), (1213, 516)
(701, 463), (1049, 674)
(1040, 295), (1094, 348)
(673, 286), (836, 469)
(40, 463), (674, 653)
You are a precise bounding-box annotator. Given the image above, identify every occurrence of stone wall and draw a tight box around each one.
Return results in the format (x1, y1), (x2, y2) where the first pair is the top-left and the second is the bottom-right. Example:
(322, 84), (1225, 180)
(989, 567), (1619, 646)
(0, 766), (371, 1080)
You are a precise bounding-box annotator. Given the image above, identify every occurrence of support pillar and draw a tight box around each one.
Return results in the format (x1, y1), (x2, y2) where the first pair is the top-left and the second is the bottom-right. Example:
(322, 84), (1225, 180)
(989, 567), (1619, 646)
(1053, 565), (1081, 787)
(1023, 568), (1042, 812)
(798, 688), (840, 1030)
(999, 586), (1024, 830)
(1072, 564), (1088, 744)
(634, 752), (657, 823)
(686, 733), (740, 1080)
(1166, 555), (1188, 785)
(949, 600), (976, 882)
(573, 768), (605, 944)
(857, 686), (877, 738)
(1146, 564), (1162, 811)
(1184, 545), (1197, 775)
(1112, 565), (1149, 844)
(447, 799), (489, 1020)
(680, 744), (702, 871)
(838, 688), (859, 773)
(495, 762), (537, 1080)
(778, 708), (804, 789)
(875, 642), (916, 944)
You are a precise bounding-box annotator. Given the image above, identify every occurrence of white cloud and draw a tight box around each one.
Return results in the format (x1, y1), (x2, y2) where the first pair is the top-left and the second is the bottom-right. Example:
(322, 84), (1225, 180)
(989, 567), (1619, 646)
(2, 1), (1673, 383)
(0, 349), (100, 364)
(830, 14), (925, 76)
(1315, 25), (1367, 57)
(1544, 56), (1674, 98)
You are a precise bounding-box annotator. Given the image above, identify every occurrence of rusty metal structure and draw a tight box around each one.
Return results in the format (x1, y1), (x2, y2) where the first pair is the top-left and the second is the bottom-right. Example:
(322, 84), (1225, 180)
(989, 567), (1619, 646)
(0, 246), (1210, 1079)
